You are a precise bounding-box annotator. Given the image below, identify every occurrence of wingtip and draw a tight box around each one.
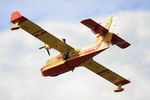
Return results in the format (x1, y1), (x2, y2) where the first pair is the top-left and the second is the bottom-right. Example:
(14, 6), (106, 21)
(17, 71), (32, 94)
(10, 11), (23, 23)
(80, 18), (91, 24)
(121, 43), (131, 49)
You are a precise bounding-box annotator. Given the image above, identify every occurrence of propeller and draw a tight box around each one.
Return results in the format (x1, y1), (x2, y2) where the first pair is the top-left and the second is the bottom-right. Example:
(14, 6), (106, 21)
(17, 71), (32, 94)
(46, 49), (50, 56)
(39, 44), (51, 56)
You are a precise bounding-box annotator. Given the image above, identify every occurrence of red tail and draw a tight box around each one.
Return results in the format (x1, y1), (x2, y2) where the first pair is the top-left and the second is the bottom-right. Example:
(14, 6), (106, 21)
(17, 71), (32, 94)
(111, 34), (130, 49)
(81, 18), (131, 49)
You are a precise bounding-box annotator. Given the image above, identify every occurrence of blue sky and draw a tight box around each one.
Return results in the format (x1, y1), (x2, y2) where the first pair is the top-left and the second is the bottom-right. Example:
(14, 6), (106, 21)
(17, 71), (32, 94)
(0, 0), (150, 100)
(0, 0), (150, 31)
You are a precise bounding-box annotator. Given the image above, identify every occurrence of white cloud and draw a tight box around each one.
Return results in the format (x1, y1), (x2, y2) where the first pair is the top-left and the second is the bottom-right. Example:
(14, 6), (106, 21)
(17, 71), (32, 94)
(1, 0), (149, 32)
(0, 11), (150, 100)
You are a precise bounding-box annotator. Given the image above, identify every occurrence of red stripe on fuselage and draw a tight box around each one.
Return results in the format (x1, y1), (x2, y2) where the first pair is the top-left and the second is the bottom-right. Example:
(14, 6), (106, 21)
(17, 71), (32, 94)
(41, 36), (109, 77)
(41, 48), (106, 76)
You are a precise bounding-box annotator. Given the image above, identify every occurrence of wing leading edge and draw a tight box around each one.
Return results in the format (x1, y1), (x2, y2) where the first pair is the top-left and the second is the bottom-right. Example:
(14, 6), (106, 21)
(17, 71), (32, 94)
(10, 11), (74, 54)
(81, 59), (130, 92)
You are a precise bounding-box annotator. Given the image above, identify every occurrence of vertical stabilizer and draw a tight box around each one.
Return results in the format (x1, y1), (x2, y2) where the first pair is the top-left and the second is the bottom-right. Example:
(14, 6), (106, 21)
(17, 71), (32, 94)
(81, 17), (131, 49)
(105, 16), (113, 30)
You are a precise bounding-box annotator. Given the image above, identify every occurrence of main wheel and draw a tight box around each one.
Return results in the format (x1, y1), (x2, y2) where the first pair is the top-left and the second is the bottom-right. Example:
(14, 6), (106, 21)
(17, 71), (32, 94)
(63, 52), (69, 60)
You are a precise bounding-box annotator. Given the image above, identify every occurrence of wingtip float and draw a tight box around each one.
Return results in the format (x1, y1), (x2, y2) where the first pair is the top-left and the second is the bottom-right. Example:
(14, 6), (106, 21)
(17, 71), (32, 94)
(10, 11), (27, 30)
(10, 11), (131, 92)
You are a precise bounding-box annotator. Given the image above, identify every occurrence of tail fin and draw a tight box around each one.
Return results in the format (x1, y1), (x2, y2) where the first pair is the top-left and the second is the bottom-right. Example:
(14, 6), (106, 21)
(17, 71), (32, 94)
(104, 17), (130, 49)
(81, 18), (131, 49)
(105, 16), (113, 30)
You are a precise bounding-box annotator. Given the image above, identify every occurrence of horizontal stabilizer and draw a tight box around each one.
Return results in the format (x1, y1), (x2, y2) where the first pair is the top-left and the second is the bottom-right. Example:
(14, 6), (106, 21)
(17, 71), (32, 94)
(81, 19), (108, 35)
(111, 34), (130, 49)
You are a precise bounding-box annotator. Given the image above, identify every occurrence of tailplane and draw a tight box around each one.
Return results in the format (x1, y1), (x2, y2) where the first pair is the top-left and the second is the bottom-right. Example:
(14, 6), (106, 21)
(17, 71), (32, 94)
(81, 17), (130, 49)
(111, 34), (131, 49)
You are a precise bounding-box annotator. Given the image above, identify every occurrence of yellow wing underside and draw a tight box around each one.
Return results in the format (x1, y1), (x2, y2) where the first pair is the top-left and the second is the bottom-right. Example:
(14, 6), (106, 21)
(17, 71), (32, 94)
(81, 59), (130, 87)
(12, 16), (74, 54)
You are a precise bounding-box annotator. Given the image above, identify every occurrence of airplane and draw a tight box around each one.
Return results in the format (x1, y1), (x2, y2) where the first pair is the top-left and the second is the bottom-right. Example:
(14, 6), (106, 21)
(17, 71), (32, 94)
(10, 11), (131, 92)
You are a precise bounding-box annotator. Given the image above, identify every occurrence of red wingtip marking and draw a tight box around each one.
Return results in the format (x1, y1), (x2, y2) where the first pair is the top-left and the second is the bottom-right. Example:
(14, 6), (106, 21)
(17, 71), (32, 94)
(10, 11), (23, 23)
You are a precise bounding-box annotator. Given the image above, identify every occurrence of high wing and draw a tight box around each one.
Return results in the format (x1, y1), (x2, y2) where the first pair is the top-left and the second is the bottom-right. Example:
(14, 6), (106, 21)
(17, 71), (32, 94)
(81, 59), (130, 87)
(10, 11), (74, 54)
